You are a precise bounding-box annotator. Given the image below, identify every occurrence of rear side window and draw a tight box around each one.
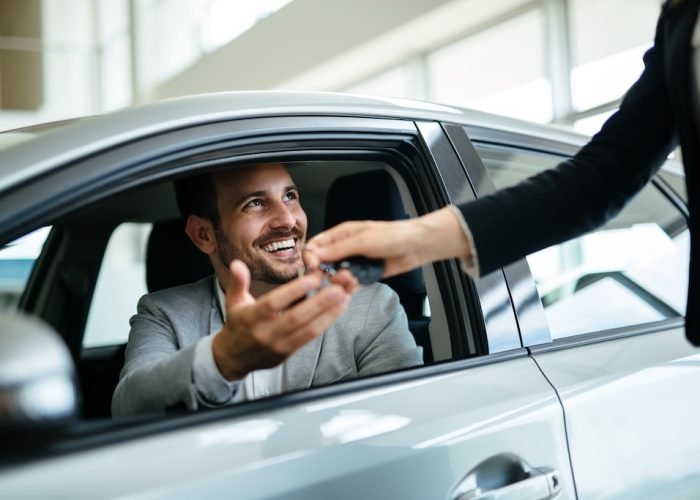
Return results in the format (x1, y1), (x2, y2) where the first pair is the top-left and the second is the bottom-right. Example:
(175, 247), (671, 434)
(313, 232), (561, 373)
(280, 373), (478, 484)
(83, 223), (151, 348)
(0, 227), (51, 312)
(477, 145), (689, 339)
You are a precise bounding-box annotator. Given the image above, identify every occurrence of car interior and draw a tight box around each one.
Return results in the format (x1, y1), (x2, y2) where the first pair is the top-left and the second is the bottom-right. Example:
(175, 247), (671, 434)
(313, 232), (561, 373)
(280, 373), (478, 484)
(16, 159), (458, 420)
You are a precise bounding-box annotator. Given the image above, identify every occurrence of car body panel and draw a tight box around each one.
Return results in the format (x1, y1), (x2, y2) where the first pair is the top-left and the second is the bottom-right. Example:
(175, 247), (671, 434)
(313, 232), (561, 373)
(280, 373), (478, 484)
(0, 356), (575, 499)
(531, 327), (700, 499)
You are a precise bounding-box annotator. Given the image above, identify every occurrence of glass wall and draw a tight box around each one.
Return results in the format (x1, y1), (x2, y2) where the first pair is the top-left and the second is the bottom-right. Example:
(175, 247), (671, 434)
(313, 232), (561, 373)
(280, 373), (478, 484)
(0, 0), (133, 130)
(0, 0), (664, 134)
(569, 0), (659, 112)
(427, 8), (551, 123)
(346, 0), (663, 132)
(0, 0), (291, 130)
(346, 61), (424, 100)
(133, 0), (292, 94)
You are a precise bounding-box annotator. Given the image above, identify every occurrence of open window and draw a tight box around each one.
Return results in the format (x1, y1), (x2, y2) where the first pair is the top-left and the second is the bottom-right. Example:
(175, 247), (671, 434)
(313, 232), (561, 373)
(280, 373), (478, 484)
(15, 131), (480, 423)
(72, 159), (458, 418)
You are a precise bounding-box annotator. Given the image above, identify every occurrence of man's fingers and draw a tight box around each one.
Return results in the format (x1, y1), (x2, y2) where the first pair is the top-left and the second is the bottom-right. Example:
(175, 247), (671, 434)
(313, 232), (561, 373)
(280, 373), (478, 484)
(282, 285), (348, 327)
(226, 259), (252, 308)
(254, 273), (323, 317)
(244, 285), (349, 355)
(275, 288), (350, 352)
(329, 269), (359, 293)
(260, 284), (349, 341)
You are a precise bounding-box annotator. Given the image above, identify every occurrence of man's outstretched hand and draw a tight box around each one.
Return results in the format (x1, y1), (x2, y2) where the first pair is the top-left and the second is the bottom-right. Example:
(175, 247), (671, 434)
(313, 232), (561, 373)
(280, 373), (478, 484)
(211, 259), (355, 381)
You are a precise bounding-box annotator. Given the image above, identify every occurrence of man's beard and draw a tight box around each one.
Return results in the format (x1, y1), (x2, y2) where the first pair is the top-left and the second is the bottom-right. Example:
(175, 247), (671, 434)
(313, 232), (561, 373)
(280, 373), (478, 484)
(214, 226), (302, 284)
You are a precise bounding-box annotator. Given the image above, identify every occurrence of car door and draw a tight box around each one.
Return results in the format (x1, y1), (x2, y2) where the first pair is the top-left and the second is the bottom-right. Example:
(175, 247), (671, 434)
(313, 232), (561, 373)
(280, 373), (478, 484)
(449, 122), (700, 499)
(0, 109), (573, 499)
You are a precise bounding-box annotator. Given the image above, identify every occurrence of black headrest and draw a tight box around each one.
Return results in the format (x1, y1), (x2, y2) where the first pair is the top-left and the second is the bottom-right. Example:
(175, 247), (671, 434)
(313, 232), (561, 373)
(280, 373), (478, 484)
(325, 170), (425, 295)
(146, 219), (212, 293)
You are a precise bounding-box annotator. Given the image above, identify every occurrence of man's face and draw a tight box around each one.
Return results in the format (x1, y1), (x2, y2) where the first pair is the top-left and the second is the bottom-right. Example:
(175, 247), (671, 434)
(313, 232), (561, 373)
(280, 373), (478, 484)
(212, 163), (307, 284)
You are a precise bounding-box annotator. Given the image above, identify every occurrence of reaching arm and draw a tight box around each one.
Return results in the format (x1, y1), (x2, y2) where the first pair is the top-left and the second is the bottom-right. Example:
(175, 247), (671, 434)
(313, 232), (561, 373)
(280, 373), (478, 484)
(305, 207), (471, 279)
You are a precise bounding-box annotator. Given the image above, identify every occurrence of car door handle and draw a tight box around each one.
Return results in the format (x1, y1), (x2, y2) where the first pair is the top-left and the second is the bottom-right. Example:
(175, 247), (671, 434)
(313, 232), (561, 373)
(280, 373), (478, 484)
(450, 453), (562, 500)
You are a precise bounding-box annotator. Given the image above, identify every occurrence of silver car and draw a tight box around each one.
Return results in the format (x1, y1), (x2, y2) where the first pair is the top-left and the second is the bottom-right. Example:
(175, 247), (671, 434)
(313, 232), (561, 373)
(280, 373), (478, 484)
(0, 92), (697, 499)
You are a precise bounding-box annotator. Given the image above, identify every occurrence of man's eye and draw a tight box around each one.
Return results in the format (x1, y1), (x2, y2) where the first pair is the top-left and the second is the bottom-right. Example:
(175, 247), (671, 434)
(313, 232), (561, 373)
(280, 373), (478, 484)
(246, 199), (264, 208)
(284, 191), (298, 201)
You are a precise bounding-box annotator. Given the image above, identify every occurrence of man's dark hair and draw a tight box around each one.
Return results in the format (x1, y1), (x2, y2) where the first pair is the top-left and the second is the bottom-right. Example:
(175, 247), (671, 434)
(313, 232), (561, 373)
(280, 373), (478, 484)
(173, 172), (219, 225)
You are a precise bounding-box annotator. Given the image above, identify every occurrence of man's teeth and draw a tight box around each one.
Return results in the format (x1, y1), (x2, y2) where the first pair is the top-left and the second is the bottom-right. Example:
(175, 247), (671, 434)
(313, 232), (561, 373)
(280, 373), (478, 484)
(262, 239), (296, 253)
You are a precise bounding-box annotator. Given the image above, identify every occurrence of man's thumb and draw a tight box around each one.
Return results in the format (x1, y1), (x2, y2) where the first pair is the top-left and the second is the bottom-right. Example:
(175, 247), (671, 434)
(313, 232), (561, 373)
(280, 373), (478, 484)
(227, 259), (251, 306)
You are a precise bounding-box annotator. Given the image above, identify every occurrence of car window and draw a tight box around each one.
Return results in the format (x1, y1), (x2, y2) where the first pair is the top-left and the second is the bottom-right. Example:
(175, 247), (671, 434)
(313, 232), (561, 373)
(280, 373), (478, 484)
(477, 145), (689, 339)
(78, 161), (442, 419)
(83, 223), (151, 348)
(0, 227), (51, 312)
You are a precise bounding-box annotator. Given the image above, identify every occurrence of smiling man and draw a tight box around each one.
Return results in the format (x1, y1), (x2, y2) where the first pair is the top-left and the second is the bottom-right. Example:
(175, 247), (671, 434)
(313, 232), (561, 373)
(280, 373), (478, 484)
(111, 163), (423, 416)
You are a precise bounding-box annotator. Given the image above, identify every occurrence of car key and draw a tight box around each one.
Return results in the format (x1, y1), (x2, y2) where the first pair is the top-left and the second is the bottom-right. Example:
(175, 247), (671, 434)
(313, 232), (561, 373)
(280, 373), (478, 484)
(319, 256), (385, 285)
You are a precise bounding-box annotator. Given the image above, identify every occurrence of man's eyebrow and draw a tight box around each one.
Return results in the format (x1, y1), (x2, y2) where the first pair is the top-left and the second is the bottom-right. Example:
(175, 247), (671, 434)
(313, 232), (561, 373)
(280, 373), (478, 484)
(235, 190), (266, 207)
(234, 185), (299, 207)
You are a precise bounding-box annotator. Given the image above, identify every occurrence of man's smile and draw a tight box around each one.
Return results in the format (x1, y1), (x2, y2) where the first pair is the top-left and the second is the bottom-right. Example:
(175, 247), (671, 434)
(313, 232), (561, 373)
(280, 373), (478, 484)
(261, 238), (295, 253)
(258, 237), (301, 260)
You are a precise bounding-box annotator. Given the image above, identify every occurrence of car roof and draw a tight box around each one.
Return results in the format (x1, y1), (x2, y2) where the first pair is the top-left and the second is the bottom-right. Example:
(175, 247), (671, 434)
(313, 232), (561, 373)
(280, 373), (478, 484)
(0, 90), (590, 192)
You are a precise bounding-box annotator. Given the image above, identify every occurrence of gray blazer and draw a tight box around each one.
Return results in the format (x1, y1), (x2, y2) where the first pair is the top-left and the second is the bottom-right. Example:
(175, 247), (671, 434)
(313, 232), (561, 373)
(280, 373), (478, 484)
(112, 276), (423, 416)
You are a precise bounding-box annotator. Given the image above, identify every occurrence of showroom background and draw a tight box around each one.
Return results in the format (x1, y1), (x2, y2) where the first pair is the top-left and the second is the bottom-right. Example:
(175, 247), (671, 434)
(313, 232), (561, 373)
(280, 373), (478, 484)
(0, 0), (661, 134)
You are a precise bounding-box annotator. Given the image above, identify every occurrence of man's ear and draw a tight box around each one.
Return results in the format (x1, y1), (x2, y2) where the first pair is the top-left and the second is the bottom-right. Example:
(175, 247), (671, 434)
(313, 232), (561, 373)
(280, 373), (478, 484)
(185, 215), (216, 255)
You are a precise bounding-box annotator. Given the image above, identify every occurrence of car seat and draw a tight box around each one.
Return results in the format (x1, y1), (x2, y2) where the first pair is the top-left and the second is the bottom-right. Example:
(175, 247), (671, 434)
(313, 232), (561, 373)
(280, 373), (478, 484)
(146, 219), (212, 293)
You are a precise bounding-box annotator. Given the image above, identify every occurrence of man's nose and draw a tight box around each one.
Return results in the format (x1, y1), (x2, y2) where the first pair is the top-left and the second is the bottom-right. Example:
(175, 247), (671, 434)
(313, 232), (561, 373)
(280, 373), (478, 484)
(269, 201), (297, 229)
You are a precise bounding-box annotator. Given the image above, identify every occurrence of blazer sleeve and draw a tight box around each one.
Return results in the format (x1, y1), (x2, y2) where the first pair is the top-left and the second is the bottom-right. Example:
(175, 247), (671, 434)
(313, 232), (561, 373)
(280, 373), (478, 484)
(111, 293), (201, 417)
(460, 6), (677, 276)
(355, 284), (424, 375)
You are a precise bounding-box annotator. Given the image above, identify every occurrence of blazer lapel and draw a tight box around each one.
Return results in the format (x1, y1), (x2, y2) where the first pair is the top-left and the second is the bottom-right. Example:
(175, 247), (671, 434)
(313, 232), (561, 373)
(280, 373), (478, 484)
(209, 278), (224, 336)
(283, 335), (323, 390)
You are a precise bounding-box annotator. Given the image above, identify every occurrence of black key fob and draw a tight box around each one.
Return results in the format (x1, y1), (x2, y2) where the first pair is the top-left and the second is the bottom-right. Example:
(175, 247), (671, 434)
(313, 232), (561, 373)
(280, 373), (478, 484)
(334, 256), (385, 285)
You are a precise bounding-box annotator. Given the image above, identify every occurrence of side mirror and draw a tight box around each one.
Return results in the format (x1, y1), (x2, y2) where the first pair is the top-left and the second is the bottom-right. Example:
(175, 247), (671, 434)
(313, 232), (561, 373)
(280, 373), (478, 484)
(0, 313), (78, 426)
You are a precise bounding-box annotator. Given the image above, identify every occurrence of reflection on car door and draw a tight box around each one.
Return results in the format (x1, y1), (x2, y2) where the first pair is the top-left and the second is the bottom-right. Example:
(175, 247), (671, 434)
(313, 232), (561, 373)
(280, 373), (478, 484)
(455, 124), (700, 499)
(1, 356), (575, 499)
(532, 327), (700, 498)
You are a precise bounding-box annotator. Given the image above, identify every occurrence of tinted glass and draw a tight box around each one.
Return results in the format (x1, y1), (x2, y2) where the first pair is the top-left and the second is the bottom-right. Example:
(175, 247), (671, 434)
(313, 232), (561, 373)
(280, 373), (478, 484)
(0, 227), (50, 311)
(478, 145), (689, 339)
(83, 222), (151, 347)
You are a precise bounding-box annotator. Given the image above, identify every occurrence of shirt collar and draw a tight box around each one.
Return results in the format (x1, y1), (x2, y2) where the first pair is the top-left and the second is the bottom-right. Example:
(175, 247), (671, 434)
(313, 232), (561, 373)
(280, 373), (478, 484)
(215, 275), (227, 322)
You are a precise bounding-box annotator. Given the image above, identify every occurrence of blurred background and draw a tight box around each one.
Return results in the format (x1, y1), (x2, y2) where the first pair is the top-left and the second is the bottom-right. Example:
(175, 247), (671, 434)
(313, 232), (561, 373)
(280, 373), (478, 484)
(0, 0), (662, 135)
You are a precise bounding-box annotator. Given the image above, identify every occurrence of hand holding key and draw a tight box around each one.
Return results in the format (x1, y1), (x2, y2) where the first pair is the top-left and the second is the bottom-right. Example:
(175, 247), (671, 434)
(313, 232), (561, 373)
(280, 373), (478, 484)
(304, 208), (471, 279)
(318, 257), (385, 285)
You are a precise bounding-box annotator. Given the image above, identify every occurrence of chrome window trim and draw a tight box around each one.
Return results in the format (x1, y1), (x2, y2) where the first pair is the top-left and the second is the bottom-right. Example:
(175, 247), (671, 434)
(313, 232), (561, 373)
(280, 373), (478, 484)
(527, 317), (685, 354)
